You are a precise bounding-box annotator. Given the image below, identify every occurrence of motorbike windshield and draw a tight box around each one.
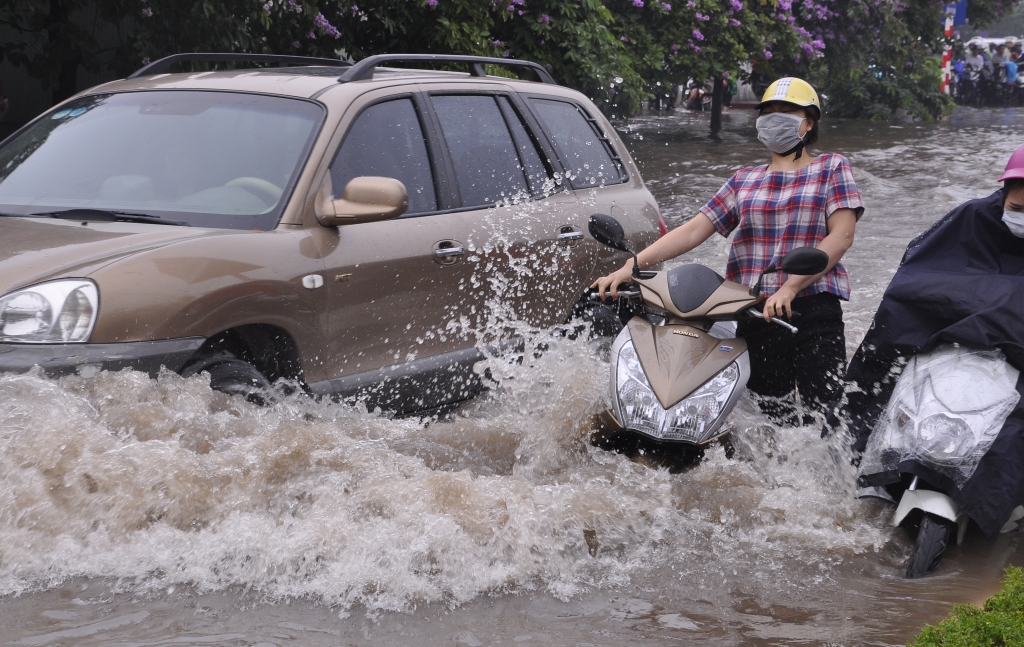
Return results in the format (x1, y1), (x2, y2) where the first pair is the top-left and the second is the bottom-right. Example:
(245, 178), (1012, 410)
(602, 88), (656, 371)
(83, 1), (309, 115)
(0, 91), (324, 230)
(860, 344), (1021, 487)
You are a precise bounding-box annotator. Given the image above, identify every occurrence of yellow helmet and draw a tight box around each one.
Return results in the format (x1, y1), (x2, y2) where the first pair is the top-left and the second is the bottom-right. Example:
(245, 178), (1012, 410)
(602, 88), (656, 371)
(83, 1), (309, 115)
(756, 77), (821, 118)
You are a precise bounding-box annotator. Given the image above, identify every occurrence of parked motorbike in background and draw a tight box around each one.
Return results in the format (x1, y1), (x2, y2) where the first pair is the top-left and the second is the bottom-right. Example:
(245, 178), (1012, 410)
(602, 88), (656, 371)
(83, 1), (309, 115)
(587, 213), (829, 454)
(858, 345), (1022, 578)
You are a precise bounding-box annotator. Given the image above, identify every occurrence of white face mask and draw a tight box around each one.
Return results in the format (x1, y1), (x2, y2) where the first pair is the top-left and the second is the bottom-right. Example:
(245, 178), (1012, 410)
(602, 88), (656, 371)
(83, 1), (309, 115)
(1003, 209), (1024, 237)
(755, 112), (806, 154)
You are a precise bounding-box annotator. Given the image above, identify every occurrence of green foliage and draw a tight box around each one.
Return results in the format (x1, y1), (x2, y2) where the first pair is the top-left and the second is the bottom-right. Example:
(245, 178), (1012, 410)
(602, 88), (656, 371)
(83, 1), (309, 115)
(604, 0), (809, 114)
(910, 567), (1024, 647)
(0, 0), (133, 102)
(0, 0), (1019, 119)
(782, 0), (958, 120)
(968, 0), (1021, 30)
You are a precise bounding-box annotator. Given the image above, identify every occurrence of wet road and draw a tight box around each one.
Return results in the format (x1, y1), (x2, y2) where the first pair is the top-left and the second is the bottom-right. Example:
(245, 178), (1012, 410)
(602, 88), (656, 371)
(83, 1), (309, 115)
(2, 106), (1024, 646)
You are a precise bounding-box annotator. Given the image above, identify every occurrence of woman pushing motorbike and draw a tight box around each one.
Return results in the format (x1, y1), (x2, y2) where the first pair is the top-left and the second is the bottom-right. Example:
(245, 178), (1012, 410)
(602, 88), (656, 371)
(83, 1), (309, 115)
(593, 78), (864, 425)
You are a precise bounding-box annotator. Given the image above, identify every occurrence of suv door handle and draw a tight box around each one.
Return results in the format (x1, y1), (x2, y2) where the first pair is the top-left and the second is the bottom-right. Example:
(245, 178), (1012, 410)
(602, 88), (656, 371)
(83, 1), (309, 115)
(557, 230), (583, 246)
(433, 240), (465, 265)
(435, 246), (464, 258)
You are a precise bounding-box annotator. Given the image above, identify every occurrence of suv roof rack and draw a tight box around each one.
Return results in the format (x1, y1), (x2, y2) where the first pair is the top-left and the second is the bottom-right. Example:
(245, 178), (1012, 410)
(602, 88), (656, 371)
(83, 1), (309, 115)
(128, 53), (351, 78)
(337, 54), (555, 85)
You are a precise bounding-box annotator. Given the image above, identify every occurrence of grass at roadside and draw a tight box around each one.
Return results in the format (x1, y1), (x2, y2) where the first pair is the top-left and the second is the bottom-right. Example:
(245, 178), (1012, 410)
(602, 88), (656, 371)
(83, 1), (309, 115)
(910, 566), (1024, 646)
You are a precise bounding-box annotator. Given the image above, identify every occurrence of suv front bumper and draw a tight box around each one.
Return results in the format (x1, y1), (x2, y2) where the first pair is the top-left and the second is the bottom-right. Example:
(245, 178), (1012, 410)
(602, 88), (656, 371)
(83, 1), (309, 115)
(0, 337), (205, 378)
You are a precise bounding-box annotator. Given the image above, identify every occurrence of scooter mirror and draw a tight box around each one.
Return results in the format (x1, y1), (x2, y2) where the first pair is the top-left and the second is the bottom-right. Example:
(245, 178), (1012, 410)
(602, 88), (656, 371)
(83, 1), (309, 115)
(588, 213), (631, 252)
(781, 247), (830, 275)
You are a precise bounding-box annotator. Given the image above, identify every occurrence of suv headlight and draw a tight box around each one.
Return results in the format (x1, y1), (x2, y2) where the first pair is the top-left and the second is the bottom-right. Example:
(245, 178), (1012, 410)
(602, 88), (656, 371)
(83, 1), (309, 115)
(0, 280), (99, 343)
(615, 341), (742, 444)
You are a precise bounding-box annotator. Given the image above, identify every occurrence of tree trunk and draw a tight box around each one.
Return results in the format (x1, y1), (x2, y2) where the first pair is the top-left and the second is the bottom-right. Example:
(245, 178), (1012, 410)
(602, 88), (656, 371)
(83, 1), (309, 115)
(48, 0), (79, 105)
(710, 74), (724, 136)
(55, 59), (79, 105)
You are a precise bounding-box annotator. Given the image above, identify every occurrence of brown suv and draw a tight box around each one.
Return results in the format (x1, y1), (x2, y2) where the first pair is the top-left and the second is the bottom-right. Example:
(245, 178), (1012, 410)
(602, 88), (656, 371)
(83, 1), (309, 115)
(0, 53), (660, 413)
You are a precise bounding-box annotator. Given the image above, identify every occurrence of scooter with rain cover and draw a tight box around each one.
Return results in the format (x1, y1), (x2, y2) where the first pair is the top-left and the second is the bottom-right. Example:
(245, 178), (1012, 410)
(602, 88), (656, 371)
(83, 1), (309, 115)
(857, 345), (1022, 578)
(587, 213), (830, 455)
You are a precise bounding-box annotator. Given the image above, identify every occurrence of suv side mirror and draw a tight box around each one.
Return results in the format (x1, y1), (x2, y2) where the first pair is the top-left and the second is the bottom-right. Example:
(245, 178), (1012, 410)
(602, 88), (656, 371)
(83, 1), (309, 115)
(781, 247), (830, 275)
(316, 175), (408, 226)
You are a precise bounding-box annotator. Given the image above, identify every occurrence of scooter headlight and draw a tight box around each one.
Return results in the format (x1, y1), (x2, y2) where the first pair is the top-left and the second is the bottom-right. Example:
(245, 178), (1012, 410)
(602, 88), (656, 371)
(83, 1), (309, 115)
(615, 341), (741, 444)
(913, 412), (975, 463)
(0, 280), (99, 343)
(862, 345), (1020, 485)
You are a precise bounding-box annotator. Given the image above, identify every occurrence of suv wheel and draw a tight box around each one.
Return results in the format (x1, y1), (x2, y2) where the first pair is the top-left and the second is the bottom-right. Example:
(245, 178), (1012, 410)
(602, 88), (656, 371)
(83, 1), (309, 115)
(181, 353), (274, 405)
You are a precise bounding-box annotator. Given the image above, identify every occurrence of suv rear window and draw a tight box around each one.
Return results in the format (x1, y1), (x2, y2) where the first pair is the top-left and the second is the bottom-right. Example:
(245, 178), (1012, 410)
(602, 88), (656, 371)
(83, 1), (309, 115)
(529, 99), (624, 189)
(431, 94), (539, 208)
(330, 98), (438, 215)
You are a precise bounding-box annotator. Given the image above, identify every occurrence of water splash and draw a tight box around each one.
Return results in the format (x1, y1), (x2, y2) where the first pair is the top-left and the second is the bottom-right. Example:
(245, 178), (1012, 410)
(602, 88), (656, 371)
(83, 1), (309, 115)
(0, 329), (888, 614)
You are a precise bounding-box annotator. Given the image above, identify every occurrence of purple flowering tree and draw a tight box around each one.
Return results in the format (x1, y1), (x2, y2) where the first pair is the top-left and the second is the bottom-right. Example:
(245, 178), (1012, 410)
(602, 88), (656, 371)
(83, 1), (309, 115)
(602, 0), (812, 110)
(2, 0), (1016, 118)
(779, 0), (1006, 119)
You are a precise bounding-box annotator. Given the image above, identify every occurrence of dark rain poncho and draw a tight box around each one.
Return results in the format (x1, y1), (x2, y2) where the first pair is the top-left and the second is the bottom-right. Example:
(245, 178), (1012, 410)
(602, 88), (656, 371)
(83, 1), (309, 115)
(832, 189), (1024, 537)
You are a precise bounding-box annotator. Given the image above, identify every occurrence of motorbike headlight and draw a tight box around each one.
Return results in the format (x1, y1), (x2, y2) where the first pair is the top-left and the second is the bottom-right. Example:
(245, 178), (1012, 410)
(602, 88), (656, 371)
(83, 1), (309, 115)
(914, 412), (975, 463)
(0, 280), (99, 343)
(615, 341), (741, 444)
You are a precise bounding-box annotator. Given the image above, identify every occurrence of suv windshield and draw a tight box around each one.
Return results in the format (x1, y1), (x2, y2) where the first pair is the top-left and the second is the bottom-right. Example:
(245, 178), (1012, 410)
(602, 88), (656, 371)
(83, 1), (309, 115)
(0, 91), (324, 230)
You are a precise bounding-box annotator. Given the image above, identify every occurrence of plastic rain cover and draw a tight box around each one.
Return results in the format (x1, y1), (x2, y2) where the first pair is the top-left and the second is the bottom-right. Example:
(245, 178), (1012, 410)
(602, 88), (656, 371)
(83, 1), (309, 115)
(860, 345), (1021, 488)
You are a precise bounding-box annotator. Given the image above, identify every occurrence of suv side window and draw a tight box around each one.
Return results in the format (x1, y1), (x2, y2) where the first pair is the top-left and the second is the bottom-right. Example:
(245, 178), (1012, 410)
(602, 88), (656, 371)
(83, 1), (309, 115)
(529, 98), (624, 189)
(330, 98), (437, 215)
(496, 96), (550, 196)
(431, 94), (538, 208)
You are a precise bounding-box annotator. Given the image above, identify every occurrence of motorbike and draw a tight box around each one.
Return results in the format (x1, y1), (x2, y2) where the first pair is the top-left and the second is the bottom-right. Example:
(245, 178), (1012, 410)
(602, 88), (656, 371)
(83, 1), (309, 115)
(587, 213), (829, 452)
(857, 344), (1022, 578)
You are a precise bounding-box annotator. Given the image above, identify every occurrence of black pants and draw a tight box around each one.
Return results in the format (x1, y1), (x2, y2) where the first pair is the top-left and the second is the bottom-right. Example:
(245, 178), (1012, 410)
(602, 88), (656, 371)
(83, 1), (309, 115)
(736, 292), (847, 426)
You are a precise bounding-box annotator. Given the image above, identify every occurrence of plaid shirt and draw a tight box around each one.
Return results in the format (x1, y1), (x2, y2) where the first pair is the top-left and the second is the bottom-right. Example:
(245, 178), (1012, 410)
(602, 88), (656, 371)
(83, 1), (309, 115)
(699, 153), (864, 299)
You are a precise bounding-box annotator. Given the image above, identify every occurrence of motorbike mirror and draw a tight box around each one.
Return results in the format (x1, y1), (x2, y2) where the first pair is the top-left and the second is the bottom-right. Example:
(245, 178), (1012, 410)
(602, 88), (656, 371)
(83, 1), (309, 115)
(588, 213), (631, 253)
(781, 247), (830, 275)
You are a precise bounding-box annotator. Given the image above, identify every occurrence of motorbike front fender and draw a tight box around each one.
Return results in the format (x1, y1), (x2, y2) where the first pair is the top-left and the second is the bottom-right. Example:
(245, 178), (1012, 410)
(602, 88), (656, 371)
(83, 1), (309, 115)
(895, 489), (969, 545)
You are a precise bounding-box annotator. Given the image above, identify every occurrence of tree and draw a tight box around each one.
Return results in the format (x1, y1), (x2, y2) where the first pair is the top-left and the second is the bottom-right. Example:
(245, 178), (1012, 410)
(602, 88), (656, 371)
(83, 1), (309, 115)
(784, 0), (1019, 120)
(0, 0), (131, 103)
(4, 0), (1018, 119)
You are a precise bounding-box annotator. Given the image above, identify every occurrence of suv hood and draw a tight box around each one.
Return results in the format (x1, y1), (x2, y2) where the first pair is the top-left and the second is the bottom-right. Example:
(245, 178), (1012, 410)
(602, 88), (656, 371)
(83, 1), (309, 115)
(0, 217), (226, 296)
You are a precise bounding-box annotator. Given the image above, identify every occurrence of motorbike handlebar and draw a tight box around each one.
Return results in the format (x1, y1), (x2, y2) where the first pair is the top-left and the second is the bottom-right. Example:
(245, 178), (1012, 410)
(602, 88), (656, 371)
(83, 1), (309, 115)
(747, 308), (799, 334)
(588, 284), (642, 300)
(587, 288), (798, 335)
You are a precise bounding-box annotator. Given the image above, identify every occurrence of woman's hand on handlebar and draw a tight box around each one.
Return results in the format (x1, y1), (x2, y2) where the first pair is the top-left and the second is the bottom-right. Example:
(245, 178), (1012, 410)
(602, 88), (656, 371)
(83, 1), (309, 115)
(591, 261), (635, 300)
(763, 285), (798, 320)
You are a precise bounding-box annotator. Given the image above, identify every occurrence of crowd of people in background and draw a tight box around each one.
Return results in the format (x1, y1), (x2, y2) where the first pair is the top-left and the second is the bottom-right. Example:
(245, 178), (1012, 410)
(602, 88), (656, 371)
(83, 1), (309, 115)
(952, 37), (1024, 107)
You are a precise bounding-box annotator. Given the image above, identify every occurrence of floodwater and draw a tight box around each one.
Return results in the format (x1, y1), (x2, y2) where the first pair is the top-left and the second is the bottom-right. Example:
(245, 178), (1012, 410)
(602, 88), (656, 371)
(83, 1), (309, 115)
(2, 107), (1024, 646)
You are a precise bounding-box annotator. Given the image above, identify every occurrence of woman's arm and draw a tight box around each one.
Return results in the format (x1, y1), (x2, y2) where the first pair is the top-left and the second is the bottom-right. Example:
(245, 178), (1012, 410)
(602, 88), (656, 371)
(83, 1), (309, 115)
(591, 213), (718, 298)
(763, 208), (857, 320)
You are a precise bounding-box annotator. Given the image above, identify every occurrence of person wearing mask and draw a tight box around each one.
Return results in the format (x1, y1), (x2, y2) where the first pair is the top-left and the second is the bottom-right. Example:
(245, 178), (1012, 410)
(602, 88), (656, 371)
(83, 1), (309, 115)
(592, 77), (864, 426)
(830, 144), (1024, 537)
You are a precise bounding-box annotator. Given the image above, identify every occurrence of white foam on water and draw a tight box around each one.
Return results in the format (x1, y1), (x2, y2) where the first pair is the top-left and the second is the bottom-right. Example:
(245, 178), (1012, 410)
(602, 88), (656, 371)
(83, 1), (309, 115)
(0, 328), (889, 614)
